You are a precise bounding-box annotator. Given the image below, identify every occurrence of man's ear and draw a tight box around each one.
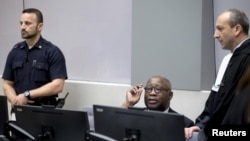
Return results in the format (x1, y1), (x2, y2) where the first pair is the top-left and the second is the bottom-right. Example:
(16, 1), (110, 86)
(234, 24), (242, 36)
(38, 23), (43, 32)
(168, 91), (173, 100)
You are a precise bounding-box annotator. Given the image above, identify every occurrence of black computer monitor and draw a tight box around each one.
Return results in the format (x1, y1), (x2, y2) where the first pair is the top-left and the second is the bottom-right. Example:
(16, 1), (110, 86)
(13, 105), (90, 141)
(93, 104), (185, 141)
(0, 95), (8, 135)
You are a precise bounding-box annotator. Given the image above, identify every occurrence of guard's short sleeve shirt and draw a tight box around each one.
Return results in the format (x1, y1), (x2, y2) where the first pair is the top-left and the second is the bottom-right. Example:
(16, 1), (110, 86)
(2, 37), (68, 94)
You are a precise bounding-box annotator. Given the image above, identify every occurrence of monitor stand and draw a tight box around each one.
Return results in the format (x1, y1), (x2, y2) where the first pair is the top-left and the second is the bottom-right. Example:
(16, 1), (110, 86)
(123, 128), (141, 141)
(36, 126), (55, 141)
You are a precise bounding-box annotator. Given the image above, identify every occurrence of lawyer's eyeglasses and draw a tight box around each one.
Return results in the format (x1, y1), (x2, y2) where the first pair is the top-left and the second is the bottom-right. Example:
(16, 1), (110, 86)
(144, 87), (170, 94)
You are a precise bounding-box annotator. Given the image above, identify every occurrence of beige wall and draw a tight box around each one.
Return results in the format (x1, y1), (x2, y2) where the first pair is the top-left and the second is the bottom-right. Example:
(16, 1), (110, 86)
(0, 79), (209, 121)
(59, 80), (209, 121)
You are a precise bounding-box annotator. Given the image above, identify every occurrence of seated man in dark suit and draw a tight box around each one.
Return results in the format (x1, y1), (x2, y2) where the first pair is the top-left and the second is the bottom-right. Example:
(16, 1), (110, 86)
(122, 75), (194, 127)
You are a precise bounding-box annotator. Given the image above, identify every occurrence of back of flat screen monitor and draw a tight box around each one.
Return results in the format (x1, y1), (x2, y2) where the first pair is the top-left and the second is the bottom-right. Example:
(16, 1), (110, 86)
(93, 104), (185, 141)
(14, 105), (90, 141)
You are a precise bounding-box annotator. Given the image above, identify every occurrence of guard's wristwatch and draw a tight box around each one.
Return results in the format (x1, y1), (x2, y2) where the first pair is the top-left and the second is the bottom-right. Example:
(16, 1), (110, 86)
(24, 91), (31, 100)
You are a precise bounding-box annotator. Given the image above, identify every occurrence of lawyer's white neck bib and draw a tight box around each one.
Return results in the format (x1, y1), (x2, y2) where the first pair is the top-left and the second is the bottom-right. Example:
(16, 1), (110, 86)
(212, 53), (232, 92)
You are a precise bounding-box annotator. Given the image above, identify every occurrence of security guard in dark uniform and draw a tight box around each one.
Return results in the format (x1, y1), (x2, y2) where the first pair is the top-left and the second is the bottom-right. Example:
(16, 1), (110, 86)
(3, 37), (68, 106)
(2, 8), (67, 109)
(1, 8), (67, 141)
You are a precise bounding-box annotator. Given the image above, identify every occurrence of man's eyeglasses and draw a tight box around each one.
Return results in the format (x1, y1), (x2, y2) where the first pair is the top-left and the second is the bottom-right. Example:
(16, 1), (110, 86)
(144, 87), (170, 94)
